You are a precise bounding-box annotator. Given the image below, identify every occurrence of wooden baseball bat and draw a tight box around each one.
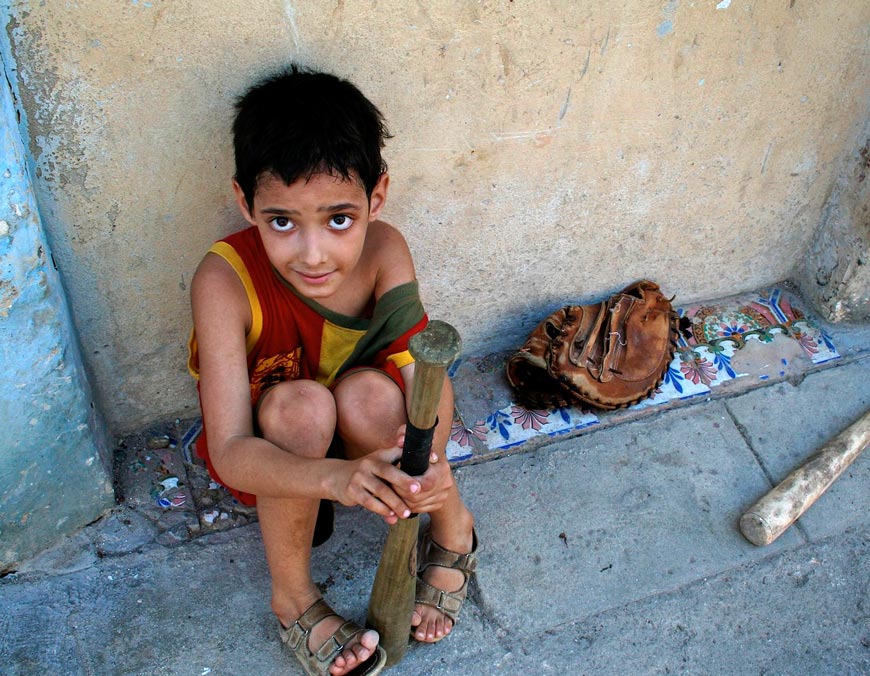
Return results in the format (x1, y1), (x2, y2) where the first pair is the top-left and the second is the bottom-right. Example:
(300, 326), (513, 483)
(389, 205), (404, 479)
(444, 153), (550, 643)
(739, 408), (870, 546)
(366, 320), (461, 666)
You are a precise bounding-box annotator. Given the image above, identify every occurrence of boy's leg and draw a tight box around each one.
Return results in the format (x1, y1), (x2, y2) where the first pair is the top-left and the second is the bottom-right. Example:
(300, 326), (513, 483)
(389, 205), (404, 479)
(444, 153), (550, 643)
(412, 486), (475, 641)
(334, 369), (407, 457)
(334, 371), (475, 643)
(256, 379), (380, 674)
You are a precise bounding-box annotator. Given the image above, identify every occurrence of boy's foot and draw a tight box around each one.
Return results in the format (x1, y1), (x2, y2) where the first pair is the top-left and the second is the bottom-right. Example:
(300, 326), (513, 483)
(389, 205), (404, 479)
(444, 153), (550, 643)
(411, 527), (478, 643)
(279, 599), (386, 676)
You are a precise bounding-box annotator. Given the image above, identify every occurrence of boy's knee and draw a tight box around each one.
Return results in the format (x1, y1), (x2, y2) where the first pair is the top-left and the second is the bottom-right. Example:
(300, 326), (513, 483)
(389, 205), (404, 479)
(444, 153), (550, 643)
(335, 370), (405, 442)
(257, 380), (336, 455)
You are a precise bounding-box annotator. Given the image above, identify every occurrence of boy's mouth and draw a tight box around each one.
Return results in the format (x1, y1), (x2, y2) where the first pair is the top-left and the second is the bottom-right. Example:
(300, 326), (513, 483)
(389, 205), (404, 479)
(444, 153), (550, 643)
(295, 270), (334, 285)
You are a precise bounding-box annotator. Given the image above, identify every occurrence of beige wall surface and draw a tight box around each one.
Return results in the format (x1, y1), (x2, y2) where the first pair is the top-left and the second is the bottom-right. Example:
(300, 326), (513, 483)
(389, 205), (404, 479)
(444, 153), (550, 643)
(6, 1), (869, 432)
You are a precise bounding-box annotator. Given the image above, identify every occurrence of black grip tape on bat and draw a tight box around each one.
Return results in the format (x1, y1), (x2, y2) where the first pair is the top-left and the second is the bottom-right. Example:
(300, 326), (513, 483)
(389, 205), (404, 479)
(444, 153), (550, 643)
(401, 419), (437, 477)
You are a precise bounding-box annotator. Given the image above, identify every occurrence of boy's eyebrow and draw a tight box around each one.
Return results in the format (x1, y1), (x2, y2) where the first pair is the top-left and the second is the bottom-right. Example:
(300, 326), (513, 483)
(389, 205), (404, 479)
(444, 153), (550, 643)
(259, 202), (363, 216)
(318, 202), (361, 213)
(260, 207), (298, 216)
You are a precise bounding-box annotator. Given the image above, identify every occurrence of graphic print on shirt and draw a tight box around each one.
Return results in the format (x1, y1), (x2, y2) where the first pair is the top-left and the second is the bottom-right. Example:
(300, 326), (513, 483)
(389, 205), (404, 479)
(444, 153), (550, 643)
(249, 348), (302, 403)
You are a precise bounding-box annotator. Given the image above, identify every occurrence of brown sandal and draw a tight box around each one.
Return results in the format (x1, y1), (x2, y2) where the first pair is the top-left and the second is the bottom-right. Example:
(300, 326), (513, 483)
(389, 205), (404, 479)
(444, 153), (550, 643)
(279, 599), (386, 676)
(413, 528), (478, 641)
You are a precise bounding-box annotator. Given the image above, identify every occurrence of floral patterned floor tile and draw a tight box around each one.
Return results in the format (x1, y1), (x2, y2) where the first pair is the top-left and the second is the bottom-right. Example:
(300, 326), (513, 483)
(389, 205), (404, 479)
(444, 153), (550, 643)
(666, 287), (840, 390)
(629, 354), (712, 411)
(446, 402), (599, 457)
(679, 287), (839, 365)
(451, 286), (840, 458)
(446, 411), (476, 462)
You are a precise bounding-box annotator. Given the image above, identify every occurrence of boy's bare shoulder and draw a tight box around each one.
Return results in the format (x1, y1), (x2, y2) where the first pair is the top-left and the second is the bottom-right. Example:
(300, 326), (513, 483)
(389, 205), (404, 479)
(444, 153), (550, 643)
(366, 219), (410, 251)
(366, 220), (417, 296)
(192, 251), (241, 296)
(191, 251), (251, 332)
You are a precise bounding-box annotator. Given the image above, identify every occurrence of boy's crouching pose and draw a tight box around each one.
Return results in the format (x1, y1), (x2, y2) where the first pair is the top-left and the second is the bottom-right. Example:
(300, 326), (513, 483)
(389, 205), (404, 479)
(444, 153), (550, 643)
(188, 66), (476, 676)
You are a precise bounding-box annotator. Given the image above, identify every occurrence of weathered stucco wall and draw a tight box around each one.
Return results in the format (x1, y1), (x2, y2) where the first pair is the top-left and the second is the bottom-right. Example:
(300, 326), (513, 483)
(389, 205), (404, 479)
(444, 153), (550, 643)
(1, 33), (114, 569)
(796, 132), (870, 323)
(6, 1), (870, 433)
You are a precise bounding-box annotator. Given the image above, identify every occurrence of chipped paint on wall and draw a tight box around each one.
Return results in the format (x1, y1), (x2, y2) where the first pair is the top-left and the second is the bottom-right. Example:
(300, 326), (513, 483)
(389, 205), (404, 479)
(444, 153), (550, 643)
(1, 29), (114, 568)
(282, 1), (302, 49)
(657, 0), (679, 37)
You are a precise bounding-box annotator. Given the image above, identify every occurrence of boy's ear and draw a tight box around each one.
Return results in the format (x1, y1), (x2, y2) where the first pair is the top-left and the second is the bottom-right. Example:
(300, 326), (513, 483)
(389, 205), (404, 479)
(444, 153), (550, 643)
(232, 179), (257, 226)
(367, 173), (389, 221)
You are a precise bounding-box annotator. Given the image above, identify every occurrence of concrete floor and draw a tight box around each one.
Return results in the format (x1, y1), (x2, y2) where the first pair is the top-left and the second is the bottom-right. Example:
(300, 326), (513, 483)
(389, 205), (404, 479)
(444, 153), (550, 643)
(2, 287), (868, 675)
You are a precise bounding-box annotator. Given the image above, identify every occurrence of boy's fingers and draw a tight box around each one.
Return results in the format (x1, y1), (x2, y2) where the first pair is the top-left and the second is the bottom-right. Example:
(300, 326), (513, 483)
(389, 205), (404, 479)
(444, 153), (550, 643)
(385, 474), (422, 502)
(414, 462), (446, 492)
(402, 494), (447, 514)
(374, 454), (422, 490)
(367, 449), (448, 506)
(360, 491), (407, 522)
(345, 455), (413, 519)
(364, 476), (412, 519)
(372, 446), (402, 466)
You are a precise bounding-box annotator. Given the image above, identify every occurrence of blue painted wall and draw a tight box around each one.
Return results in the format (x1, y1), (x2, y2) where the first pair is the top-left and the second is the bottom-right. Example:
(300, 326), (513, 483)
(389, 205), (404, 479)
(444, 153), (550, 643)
(1, 27), (114, 570)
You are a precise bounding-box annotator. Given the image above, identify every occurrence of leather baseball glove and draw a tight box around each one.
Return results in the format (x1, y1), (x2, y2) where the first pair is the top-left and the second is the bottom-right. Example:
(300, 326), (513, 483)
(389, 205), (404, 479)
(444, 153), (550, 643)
(506, 280), (679, 410)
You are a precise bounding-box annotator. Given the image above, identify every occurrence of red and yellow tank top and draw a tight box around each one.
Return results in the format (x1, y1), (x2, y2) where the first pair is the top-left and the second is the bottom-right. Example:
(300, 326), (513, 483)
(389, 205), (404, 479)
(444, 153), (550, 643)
(188, 226), (428, 405)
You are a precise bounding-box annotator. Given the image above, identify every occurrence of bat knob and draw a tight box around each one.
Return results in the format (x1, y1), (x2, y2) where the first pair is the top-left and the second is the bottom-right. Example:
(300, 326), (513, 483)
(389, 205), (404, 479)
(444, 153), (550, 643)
(739, 511), (772, 547)
(410, 320), (462, 367)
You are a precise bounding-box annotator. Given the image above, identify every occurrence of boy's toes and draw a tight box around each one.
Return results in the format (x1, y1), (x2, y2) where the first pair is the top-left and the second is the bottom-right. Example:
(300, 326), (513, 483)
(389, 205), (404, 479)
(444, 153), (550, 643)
(411, 609), (426, 641)
(412, 606), (453, 642)
(328, 629), (379, 676)
(433, 613), (452, 641)
(358, 628), (380, 653)
(328, 650), (354, 675)
(329, 653), (346, 675)
(348, 629), (379, 663)
(439, 615), (453, 639)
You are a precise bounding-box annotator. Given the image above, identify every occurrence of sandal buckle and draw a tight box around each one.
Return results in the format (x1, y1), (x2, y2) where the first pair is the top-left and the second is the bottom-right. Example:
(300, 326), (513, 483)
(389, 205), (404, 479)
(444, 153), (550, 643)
(314, 635), (344, 663)
(458, 553), (478, 572)
(435, 589), (462, 615)
(285, 623), (307, 651)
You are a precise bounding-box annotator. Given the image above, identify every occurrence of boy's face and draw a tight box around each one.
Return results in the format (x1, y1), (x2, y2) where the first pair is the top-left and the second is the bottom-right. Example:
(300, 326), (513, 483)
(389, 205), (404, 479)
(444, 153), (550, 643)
(233, 171), (387, 302)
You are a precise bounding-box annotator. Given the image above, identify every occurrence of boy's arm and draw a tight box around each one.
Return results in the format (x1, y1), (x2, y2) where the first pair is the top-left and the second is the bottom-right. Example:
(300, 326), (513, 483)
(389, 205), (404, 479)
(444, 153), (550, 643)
(192, 253), (418, 521)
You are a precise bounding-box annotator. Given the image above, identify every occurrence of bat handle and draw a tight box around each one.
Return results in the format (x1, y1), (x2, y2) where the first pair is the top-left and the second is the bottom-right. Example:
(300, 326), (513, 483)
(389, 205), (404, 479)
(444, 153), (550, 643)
(401, 319), (463, 475)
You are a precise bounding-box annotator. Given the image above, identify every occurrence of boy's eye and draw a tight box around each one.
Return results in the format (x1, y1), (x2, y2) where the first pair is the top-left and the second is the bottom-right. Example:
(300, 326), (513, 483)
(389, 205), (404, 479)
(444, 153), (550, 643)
(329, 214), (354, 231)
(269, 216), (295, 232)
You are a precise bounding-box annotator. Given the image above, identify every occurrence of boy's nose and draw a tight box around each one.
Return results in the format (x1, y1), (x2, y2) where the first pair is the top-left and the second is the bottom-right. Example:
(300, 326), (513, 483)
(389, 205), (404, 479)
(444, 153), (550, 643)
(298, 230), (326, 265)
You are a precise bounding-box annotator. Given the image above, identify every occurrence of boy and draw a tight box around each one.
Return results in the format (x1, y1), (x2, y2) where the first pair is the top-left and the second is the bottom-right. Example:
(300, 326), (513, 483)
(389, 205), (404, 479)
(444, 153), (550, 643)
(188, 65), (476, 676)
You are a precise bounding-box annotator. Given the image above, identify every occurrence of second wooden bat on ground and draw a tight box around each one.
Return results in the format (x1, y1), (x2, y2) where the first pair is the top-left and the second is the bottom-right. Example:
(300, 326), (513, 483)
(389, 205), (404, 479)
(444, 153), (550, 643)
(739, 408), (870, 546)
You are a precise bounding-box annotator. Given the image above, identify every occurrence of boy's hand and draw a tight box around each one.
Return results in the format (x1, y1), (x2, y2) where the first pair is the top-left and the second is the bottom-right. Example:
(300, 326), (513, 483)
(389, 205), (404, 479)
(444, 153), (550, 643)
(387, 424), (457, 514)
(329, 446), (424, 525)
(394, 451), (456, 514)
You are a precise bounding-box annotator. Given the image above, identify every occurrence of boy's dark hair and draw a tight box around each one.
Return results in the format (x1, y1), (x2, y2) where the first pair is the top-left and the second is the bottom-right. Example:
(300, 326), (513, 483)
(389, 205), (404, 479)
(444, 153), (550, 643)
(233, 65), (391, 210)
